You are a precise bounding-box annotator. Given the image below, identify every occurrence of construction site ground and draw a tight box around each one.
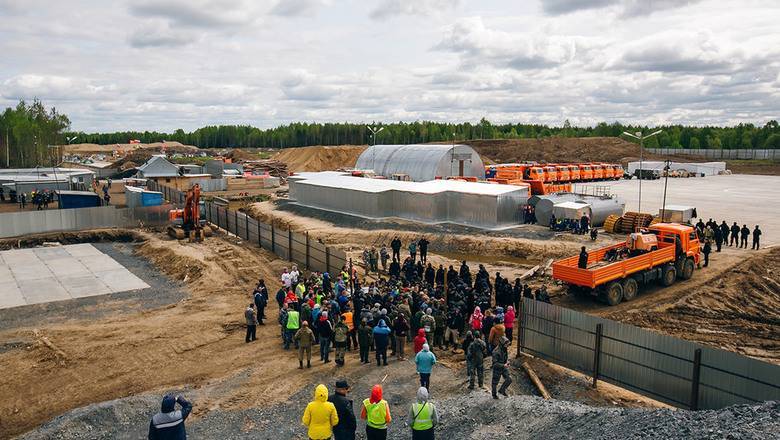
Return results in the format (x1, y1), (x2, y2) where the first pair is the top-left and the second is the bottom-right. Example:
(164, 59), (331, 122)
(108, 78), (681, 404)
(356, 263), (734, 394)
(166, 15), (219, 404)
(2, 228), (671, 439)
(1, 207), (778, 437)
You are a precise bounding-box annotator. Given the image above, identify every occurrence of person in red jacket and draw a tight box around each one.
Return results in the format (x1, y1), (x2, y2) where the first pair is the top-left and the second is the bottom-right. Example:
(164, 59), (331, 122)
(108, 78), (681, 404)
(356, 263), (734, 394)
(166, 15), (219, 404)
(413, 329), (427, 354)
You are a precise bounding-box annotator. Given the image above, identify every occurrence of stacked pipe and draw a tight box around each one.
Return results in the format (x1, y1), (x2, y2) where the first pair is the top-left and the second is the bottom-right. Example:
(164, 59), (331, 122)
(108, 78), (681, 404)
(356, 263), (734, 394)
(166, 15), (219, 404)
(603, 212), (653, 233)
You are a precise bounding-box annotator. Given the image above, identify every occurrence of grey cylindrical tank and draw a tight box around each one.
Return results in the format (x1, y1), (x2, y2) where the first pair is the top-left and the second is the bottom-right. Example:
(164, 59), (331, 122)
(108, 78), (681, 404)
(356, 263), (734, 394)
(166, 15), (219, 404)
(533, 194), (578, 226)
(575, 196), (625, 226)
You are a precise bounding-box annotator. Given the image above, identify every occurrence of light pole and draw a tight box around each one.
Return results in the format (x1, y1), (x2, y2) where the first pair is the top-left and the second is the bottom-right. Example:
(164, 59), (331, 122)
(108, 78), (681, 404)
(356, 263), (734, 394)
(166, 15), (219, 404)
(366, 125), (384, 172)
(661, 160), (671, 221)
(622, 130), (662, 214)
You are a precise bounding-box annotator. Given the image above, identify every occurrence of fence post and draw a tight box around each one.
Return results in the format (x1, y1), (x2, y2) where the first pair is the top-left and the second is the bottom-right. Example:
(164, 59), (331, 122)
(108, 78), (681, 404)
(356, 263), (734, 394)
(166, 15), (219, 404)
(271, 223), (276, 253)
(245, 214), (249, 241)
(325, 247), (331, 274)
(690, 348), (702, 410)
(257, 221), (262, 247)
(517, 298), (524, 357)
(288, 229), (293, 262)
(305, 232), (310, 269)
(234, 211), (239, 237)
(592, 323), (603, 388)
(216, 207), (220, 231)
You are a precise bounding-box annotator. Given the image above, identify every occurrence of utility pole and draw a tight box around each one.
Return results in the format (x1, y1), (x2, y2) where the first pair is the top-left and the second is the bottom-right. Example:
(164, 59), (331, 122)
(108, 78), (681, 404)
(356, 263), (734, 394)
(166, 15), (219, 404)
(5, 128), (9, 168)
(661, 160), (671, 221)
(366, 126), (384, 172)
(622, 130), (662, 215)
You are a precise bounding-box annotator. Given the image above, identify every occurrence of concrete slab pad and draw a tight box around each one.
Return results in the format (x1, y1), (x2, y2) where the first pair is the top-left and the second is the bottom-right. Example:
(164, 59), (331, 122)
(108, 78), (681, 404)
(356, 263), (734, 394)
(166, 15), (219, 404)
(34, 247), (71, 261)
(0, 265), (15, 284)
(94, 269), (150, 292)
(78, 255), (124, 272)
(1, 250), (39, 266)
(0, 283), (26, 308)
(0, 243), (151, 310)
(44, 257), (92, 278)
(9, 263), (53, 281)
(64, 244), (104, 257)
(60, 275), (112, 298)
(18, 277), (71, 304)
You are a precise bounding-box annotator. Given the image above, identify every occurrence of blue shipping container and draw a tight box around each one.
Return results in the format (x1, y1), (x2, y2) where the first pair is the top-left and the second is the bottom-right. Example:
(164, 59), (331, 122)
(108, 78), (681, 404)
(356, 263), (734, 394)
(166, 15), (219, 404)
(140, 191), (163, 207)
(57, 190), (102, 209)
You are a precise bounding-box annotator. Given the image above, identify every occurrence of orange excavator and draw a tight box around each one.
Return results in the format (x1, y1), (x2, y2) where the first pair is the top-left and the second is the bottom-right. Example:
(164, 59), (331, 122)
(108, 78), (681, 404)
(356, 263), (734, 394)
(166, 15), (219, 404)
(168, 184), (211, 241)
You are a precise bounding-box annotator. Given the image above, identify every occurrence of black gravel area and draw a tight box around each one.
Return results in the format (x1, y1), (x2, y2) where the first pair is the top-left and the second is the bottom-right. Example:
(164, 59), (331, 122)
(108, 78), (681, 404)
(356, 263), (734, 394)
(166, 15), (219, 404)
(0, 241), (186, 332)
(19, 351), (780, 440)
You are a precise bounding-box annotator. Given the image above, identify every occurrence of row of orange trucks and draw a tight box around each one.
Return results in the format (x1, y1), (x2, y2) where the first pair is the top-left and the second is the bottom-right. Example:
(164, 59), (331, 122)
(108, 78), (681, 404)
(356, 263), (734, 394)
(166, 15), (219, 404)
(483, 162), (624, 195)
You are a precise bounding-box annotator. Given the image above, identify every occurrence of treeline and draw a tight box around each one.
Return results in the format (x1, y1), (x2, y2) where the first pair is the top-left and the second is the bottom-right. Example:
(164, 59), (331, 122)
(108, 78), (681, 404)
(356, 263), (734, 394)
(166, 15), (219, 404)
(69, 119), (780, 150)
(2, 99), (780, 170)
(0, 100), (71, 168)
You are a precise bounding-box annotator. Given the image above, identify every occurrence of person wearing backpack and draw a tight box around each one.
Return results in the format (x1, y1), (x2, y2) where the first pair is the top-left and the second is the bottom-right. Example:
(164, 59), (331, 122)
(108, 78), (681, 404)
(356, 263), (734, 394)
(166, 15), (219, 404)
(334, 315), (349, 366)
(408, 387), (439, 440)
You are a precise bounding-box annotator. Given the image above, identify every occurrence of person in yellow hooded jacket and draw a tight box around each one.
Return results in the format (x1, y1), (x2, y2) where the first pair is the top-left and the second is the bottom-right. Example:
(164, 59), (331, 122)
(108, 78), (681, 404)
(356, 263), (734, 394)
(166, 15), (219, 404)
(303, 384), (339, 440)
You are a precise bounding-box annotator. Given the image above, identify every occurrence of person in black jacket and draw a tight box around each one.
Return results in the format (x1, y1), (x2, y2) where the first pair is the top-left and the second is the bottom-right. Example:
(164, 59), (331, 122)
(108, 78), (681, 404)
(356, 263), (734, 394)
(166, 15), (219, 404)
(740, 224), (750, 248)
(578, 246), (589, 269)
(391, 237), (402, 262)
(418, 237), (430, 264)
(329, 380), (357, 440)
(752, 225), (762, 250)
(148, 394), (192, 440)
(730, 222), (740, 247)
(424, 263), (435, 287)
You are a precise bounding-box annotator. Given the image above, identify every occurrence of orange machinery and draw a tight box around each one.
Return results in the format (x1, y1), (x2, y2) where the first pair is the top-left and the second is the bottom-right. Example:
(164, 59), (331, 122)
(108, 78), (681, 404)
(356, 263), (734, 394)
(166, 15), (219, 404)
(568, 165), (581, 181)
(590, 163), (612, 180)
(168, 184), (211, 241)
(579, 164), (594, 181)
(553, 223), (700, 306)
(556, 165), (571, 182)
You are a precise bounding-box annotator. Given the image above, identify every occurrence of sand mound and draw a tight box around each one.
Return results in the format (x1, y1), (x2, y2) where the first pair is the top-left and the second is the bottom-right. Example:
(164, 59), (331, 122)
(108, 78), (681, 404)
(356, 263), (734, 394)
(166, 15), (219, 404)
(272, 145), (366, 172)
(63, 141), (199, 155)
(468, 137), (669, 165)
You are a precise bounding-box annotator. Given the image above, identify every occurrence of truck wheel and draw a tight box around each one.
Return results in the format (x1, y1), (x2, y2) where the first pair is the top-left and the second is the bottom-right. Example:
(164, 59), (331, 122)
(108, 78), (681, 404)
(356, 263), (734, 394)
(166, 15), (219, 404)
(604, 281), (623, 306)
(622, 278), (639, 301)
(679, 258), (694, 280)
(662, 265), (677, 287)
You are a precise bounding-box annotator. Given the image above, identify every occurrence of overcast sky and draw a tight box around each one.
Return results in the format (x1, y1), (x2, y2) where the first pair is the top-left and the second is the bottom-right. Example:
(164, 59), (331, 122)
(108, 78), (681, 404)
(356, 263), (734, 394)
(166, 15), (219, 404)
(1, 0), (779, 132)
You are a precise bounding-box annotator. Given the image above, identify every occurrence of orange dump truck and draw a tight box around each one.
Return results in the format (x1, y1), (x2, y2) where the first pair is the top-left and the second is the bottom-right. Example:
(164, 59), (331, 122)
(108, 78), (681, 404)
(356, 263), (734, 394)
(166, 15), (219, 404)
(552, 223), (700, 306)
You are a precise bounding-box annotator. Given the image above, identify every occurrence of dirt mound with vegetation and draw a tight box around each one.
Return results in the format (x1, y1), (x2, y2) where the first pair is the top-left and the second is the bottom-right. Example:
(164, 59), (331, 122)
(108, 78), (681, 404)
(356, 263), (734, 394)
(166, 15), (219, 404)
(272, 145), (366, 172)
(467, 137), (669, 165)
(601, 248), (780, 364)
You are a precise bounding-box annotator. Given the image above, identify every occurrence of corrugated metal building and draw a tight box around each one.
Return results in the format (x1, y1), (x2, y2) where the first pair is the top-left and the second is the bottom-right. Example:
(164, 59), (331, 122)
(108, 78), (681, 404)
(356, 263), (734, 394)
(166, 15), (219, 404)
(289, 172), (526, 229)
(355, 144), (485, 181)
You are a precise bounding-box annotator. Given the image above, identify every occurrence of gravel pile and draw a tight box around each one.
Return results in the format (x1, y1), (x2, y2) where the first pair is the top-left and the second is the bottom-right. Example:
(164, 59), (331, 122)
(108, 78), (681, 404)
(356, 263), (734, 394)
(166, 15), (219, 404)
(436, 393), (780, 440)
(22, 389), (779, 440)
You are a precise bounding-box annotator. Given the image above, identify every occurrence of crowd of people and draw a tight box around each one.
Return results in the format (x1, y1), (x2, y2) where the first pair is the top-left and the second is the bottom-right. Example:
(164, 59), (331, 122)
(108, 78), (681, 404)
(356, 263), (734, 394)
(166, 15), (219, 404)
(0, 187), (55, 210)
(695, 218), (763, 267)
(235, 237), (543, 435)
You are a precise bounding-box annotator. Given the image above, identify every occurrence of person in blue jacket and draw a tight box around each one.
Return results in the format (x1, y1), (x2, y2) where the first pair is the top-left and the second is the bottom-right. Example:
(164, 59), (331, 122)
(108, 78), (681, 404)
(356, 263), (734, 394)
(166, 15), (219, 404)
(414, 343), (437, 391)
(373, 319), (392, 366)
(148, 394), (192, 440)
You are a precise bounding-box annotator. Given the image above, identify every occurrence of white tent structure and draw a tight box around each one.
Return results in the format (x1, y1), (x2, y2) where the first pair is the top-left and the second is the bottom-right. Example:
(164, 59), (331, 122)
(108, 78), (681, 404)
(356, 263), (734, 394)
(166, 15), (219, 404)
(355, 144), (485, 181)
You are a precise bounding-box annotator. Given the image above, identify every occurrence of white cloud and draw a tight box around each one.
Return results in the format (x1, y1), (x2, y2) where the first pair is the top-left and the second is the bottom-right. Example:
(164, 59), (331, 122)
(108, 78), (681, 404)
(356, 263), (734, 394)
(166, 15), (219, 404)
(0, 0), (778, 132)
(370, 0), (462, 20)
(270, 0), (330, 17)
